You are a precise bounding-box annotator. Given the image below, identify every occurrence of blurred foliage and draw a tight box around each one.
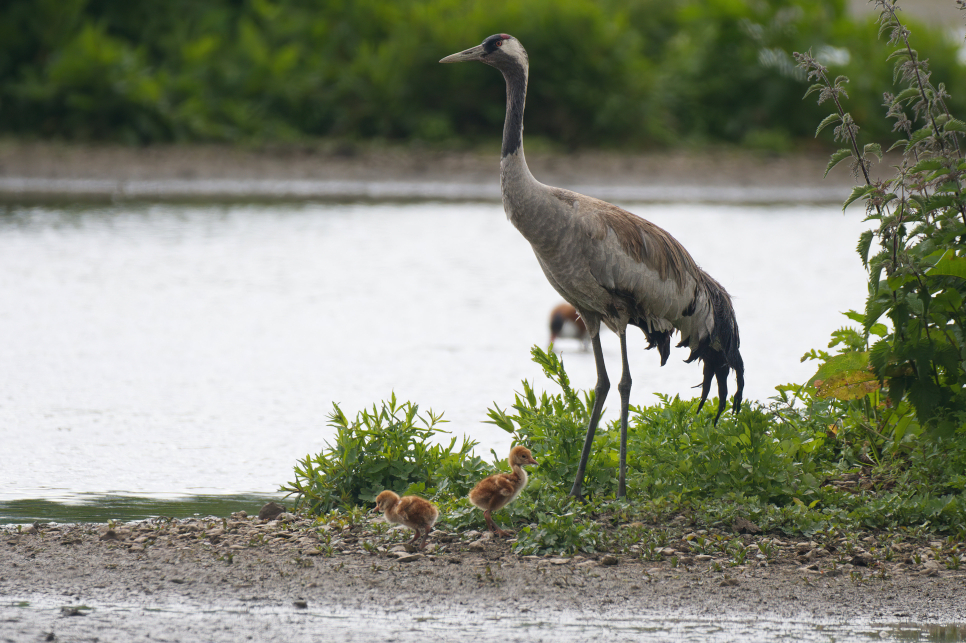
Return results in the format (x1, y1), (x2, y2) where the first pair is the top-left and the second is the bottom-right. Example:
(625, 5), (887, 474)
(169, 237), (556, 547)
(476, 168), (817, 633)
(2, 0), (965, 147)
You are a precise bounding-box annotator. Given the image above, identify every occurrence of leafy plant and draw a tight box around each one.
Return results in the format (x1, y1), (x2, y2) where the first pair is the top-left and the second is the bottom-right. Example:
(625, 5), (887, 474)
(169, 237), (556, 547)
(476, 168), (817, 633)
(513, 507), (602, 556)
(794, 1), (966, 437)
(486, 346), (619, 498)
(281, 393), (489, 514)
(627, 394), (826, 504)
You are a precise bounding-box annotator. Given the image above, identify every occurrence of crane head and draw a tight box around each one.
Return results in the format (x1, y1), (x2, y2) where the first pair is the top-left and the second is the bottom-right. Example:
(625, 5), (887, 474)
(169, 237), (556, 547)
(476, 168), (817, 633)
(440, 34), (528, 69)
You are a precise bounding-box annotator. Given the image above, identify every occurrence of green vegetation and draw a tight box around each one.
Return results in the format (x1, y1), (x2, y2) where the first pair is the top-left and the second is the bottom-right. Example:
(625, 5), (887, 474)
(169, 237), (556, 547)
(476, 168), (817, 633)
(281, 394), (490, 514)
(277, 1), (966, 556)
(2, 0), (965, 148)
(284, 2), (966, 554)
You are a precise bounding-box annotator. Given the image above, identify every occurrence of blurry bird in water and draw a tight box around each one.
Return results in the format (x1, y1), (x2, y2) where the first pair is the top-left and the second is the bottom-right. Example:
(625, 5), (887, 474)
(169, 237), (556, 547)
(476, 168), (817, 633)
(441, 34), (744, 499)
(549, 302), (589, 351)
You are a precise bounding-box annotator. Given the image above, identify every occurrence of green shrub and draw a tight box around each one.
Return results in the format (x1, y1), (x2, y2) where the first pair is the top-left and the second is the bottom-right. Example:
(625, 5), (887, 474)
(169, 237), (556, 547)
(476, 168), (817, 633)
(3, 0), (964, 146)
(793, 0), (966, 453)
(281, 393), (489, 514)
(627, 394), (826, 504)
(486, 346), (619, 498)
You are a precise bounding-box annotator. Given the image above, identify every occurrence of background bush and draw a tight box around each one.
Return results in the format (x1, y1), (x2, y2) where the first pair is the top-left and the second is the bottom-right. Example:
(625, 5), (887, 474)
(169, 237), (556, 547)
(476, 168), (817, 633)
(3, 0), (965, 147)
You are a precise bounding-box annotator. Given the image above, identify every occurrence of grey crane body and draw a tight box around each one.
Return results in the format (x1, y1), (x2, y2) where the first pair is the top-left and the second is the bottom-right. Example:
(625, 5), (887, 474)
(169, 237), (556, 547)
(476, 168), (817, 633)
(442, 34), (744, 498)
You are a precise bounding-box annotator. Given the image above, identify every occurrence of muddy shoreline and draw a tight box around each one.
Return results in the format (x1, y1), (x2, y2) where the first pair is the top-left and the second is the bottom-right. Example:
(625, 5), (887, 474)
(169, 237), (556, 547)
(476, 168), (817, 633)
(0, 141), (861, 204)
(2, 511), (965, 641)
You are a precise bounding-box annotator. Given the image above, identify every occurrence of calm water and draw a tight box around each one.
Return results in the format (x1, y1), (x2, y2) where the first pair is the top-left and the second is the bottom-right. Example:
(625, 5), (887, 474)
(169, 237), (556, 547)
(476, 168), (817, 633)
(0, 200), (871, 510)
(3, 596), (966, 642)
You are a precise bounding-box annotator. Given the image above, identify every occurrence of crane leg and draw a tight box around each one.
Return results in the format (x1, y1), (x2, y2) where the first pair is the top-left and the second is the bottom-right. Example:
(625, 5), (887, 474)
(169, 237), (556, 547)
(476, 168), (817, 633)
(569, 333), (609, 500)
(617, 330), (631, 498)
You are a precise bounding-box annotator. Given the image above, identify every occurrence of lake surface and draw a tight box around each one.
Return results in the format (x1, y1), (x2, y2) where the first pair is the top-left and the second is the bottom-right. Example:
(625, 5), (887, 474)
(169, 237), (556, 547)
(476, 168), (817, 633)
(0, 200), (872, 511)
(4, 595), (966, 643)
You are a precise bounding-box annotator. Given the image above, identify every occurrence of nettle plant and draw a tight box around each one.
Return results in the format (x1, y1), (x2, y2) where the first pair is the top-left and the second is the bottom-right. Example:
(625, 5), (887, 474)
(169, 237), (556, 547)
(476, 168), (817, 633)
(794, 0), (966, 437)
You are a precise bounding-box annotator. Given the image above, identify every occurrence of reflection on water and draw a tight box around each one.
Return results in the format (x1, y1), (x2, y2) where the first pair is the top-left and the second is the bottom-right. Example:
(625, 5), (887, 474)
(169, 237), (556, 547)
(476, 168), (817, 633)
(0, 493), (284, 524)
(0, 201), (872, 510)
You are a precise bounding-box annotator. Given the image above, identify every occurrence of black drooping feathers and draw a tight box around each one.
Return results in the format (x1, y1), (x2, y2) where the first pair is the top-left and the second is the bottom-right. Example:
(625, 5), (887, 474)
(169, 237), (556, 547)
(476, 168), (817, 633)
(681, 275), (744, 424)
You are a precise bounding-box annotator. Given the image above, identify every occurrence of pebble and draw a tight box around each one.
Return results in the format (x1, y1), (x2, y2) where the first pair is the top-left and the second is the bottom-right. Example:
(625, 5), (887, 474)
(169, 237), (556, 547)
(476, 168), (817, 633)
(395, 554), (424, 563)
(467, 541), (485, 552)
(851, 552), (874, 567)
(258, 502), (285, 521)
(601, 555), (619, 566)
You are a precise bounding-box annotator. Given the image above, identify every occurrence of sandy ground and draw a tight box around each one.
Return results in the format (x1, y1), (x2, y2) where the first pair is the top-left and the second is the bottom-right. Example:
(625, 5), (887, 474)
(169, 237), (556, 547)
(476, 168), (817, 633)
(2, 511), (965, 642)
(0, 141), (863, 204)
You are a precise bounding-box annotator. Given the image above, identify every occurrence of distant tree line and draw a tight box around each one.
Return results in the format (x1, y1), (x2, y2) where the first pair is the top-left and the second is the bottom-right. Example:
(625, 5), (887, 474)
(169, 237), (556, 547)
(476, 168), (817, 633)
(1, 0), (964, 148)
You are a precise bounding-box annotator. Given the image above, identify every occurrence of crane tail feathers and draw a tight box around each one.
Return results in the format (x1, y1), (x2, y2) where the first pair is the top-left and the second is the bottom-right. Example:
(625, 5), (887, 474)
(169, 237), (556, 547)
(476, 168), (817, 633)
(695, 356), (716, 415)
(643, 329), (671, 367)
(686, 273), (745, 424)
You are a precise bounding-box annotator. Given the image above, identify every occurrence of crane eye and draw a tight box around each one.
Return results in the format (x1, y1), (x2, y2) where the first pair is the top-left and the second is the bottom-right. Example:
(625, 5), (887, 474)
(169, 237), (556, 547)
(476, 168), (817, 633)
(495, 40), (503, 47)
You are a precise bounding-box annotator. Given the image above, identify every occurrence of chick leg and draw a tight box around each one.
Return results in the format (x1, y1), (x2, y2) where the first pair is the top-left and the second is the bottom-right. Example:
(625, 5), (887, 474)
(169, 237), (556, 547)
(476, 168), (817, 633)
(483, 510), (511, 537)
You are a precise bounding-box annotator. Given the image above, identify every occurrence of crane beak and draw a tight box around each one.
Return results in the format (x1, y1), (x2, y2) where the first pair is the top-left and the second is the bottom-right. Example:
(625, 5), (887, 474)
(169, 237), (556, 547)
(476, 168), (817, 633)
(440, 44), (486, 64)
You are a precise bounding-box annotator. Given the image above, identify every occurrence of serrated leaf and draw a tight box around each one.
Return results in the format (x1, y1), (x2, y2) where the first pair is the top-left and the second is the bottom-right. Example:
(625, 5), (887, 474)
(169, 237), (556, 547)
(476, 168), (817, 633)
(816, 370), (881, 401)
(865, 296), (887, 331)
(909, 157), (945, 173)
(843, 310), (865, 324)
(887, 139), (908, 153)
(843, 184), (874, 210)
(869, 323), (888, 337)
(856, 229), (874, 266)
(803, 83), (826, 99)
(927, 251), (966, 280)
(894, 86), (921, 102)
(815, 112), (842, 137)
(888, 47), (912, 61)
(862, 142), (882, 160)
(826, 148), (854, 178)
(907, 127), (933, 149)
(808, 351), (871, 387)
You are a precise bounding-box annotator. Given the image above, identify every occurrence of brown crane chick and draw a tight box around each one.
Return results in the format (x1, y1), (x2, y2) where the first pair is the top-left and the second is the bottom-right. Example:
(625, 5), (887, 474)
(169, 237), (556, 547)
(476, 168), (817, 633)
(468, 445), (538, 537)
(373, 490), (439, 550)
(549, 302), (589, 351)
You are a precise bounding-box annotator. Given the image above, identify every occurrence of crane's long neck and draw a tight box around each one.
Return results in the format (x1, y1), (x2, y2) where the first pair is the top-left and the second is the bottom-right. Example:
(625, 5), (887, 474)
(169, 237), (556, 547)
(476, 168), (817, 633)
(500, 62), (527, 159)
(499, 59), (547, 236)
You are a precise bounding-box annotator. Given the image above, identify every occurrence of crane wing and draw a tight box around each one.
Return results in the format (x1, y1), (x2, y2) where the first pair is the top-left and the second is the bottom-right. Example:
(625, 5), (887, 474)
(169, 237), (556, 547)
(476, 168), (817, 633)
(564, 191), (711, 344)
(557, 189), (744, 421)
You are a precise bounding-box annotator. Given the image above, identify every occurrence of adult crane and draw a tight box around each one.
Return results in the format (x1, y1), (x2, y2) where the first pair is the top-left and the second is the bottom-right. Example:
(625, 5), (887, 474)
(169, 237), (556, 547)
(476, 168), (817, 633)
(441, 34), (744, 499)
